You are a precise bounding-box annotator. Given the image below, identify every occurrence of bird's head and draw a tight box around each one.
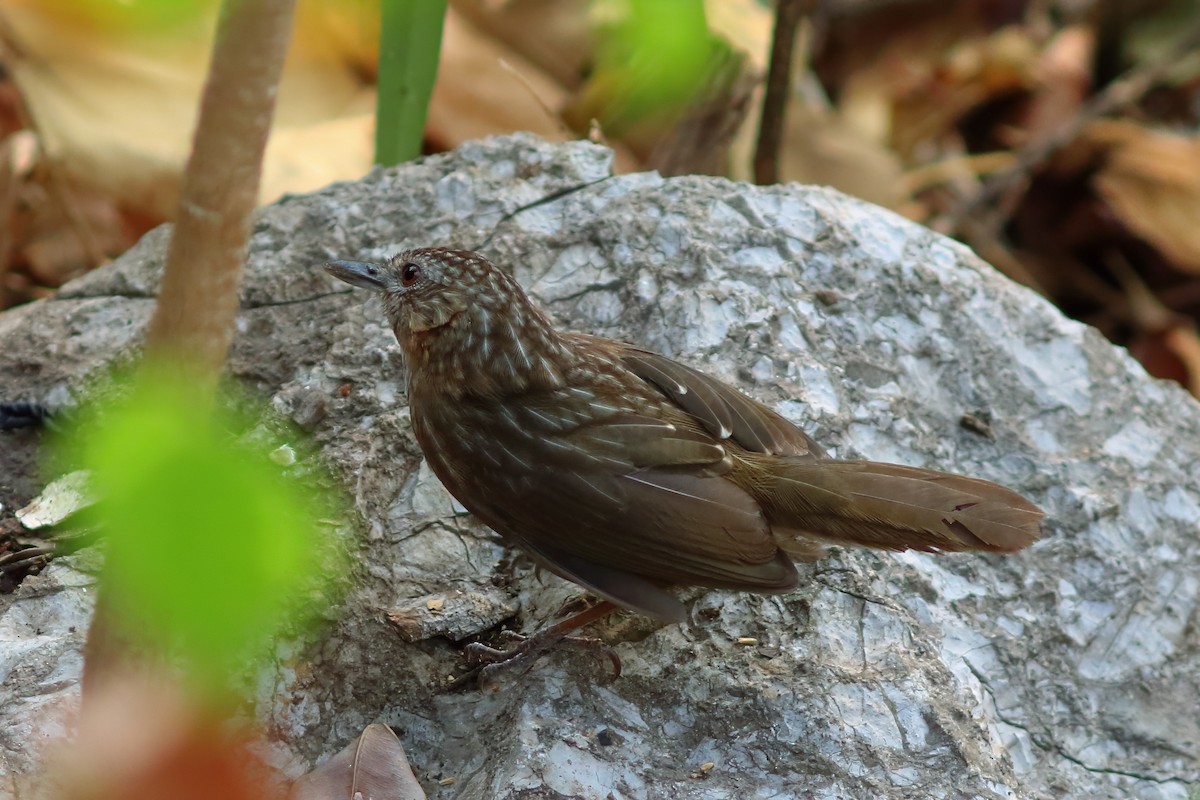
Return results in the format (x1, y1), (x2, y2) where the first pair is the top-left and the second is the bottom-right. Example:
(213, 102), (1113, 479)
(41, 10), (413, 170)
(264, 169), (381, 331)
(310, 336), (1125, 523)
(326, 247), (566, 393)
(326, 248), (525, 339)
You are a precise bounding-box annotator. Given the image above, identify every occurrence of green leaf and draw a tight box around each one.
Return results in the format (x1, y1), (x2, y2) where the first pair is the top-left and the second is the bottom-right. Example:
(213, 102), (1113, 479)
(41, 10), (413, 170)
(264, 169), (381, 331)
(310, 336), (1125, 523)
(67, 367), (347, 687)
(593, 0), (728, 129)
(375, 0), (447, 165)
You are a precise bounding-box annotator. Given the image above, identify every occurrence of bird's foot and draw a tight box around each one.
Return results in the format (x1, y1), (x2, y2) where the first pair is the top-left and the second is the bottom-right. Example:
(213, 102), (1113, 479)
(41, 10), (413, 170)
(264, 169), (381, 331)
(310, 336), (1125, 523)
(446, 600), (621, 689)
(465, 629), (620, 686)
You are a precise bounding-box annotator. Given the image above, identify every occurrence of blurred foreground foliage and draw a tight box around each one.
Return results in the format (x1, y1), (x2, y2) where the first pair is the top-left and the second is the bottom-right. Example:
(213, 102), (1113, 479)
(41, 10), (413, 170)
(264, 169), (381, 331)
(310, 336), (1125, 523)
(53, 363), (348, 693)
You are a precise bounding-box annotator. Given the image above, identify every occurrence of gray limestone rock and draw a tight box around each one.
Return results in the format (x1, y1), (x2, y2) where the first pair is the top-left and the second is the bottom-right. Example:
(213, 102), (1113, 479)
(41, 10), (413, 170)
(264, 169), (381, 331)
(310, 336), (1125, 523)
(0, 134), (1196, 799)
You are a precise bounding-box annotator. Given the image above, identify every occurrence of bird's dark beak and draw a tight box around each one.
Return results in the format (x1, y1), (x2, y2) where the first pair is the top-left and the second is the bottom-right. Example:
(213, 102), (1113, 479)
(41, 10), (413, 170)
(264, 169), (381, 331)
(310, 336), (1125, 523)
(325, 260), (387, 291)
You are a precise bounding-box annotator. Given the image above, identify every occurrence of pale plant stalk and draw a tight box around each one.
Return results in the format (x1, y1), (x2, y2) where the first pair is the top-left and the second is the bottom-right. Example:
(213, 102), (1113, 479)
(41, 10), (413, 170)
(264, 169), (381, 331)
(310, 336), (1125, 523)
(144, 0), (298, 398)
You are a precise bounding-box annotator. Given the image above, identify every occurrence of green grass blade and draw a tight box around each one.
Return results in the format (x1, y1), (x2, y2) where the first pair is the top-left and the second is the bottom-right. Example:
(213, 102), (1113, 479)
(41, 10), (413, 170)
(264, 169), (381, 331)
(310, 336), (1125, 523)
(375, 0), (447, 166)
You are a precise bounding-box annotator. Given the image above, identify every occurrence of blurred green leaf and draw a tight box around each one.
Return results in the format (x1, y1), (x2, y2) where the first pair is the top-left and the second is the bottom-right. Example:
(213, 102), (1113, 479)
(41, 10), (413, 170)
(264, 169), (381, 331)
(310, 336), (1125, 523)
(591, 0), (728, 131)
(55, 0), (215, 33)
(63, 365), (346, 687)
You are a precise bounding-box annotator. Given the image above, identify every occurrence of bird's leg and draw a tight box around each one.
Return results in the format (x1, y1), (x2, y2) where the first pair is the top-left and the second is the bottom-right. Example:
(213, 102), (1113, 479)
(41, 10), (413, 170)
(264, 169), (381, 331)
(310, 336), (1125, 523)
(451, 600), (621, 687)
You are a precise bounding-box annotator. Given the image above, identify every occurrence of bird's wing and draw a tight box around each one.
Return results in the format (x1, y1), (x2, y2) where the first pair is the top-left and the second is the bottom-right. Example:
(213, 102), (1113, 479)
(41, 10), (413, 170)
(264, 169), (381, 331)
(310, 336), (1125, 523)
(591, 339), (826, 458)
(438, 399), (796, 621)
(507, 457), (798, 621)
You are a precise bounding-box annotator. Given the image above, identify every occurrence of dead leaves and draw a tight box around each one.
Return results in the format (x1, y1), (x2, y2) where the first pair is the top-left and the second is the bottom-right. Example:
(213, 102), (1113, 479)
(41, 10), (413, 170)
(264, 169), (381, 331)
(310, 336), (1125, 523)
(1086, 120), (1200, 274)
(2, 0), (1200, 394)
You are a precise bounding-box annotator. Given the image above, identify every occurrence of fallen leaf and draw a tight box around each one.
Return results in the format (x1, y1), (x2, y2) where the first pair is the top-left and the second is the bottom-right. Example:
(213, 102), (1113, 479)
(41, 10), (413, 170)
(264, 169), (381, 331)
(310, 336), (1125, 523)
(290, 723), (426, 800)
(1088, 120), (1200, 274)
(2, 0), (377, 220)
(425, 9), (570, 151)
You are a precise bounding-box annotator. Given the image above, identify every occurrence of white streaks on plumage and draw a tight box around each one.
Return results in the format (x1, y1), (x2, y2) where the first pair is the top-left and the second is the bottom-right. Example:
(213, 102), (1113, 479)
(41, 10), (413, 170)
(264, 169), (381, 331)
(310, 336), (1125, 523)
(496, 349), (517, 384)
(496, 441), (532, 470)
(608, 419), (676, 432)
(625, 474), (755, 521)
(497, 403), (521, 431)
(534, 355), (564, 386)
(507, 320), (532, 371)
(625, 473), (710, 504)
(507, 301), (524, 325)
(577, 473), (621, 504)
(523, 405), (567, 432)
(414, 416), (438, 452)
(476, 446), (504, 469)
(537, 436), (589, 459)
(586, 399), (623, 416)
(586, 420), (676, 448)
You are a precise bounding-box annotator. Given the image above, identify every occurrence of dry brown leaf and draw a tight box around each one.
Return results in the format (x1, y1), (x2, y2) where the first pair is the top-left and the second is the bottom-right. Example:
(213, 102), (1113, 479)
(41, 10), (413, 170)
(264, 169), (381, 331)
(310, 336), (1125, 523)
(449, 0), (592, 90)
(1163, 325), (1200, 398)
(447, 0), (772, 177)
(1023, 25), (1093, 141)
(290, 723), (427, 800)
(20, 177), (132, 285)
(2, 2), (212, 218)
(891, 25), (1040, 158)
(1130, 324), (1200, 398)
(781, 105), (906, 209)
(3, 0), (771, 231)
(642, 49), (759, 177)
(1102, 250), (1200, 396)
(1087, 120), (1200, 274)
(426, 9), (572, 151)
(2, 0), (376, 221)
(561, 0), (771, 177)
(292, 0), (380, 78)
(810, 2), (998, 160)
(705, 0), (773, 74)
(700, 0), (773, 181)
(260, 113), (374, 205)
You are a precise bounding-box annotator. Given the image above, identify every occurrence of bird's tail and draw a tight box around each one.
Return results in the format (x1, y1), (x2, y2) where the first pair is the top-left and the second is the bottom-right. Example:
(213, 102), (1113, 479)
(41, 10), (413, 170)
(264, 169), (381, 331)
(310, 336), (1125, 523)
(748, 458), (1043, 554)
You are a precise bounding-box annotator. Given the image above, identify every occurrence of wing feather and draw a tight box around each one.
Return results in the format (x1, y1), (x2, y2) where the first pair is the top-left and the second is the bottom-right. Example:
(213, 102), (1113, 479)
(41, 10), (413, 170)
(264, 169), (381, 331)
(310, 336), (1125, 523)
(611, 344), (824, 458)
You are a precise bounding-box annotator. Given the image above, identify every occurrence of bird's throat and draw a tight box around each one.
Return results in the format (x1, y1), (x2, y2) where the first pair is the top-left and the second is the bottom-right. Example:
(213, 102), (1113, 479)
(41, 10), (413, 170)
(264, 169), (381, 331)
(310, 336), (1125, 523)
(404, 304), (570, 400)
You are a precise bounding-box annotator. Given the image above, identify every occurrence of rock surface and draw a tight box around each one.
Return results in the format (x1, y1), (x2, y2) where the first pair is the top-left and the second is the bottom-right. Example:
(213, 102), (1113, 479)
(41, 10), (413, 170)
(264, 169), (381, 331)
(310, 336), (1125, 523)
(0, 134), (1197, 799)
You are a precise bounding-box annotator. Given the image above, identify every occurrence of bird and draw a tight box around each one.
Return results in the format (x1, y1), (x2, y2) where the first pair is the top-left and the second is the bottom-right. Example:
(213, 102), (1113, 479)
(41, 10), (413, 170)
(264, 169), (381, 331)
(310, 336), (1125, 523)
(326, 248), (1042, 673)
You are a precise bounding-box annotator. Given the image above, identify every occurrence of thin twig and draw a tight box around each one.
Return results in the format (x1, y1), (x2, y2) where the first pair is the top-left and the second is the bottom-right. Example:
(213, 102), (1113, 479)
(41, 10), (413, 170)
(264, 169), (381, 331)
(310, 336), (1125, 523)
(947, 23), (1200, 235)
(754, 0), (809, 185)
(0, 545), (53, 572)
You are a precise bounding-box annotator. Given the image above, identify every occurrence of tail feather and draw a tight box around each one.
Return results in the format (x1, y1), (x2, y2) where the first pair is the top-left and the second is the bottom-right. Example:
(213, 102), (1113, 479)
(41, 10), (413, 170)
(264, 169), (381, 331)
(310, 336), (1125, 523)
(754, 459), (1043, 554)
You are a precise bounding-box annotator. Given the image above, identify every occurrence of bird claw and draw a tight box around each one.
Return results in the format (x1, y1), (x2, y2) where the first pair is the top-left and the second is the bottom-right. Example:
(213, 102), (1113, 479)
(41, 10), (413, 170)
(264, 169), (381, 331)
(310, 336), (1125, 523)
(449, 629), (622, 689)
(440, 599), (622, 690)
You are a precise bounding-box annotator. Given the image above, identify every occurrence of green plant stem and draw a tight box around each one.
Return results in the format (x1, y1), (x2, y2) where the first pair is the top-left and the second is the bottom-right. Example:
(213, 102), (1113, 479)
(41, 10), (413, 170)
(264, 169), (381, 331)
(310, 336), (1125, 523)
(375, 0), (447, 166)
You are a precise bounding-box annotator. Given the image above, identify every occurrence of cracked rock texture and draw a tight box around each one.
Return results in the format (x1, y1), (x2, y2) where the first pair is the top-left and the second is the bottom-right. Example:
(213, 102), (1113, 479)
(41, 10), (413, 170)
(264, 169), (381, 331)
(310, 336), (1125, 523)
(1, 134), (1197, 799)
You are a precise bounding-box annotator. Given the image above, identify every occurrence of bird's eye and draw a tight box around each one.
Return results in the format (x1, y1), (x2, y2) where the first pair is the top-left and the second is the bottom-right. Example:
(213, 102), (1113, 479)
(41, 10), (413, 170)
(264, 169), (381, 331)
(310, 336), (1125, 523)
(401, 262), (421, 287)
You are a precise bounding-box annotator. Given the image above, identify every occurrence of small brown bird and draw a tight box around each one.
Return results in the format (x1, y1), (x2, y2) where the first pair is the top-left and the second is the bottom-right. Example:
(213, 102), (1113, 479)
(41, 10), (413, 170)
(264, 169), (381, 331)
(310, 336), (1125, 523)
(327, 249), (1042, 661)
